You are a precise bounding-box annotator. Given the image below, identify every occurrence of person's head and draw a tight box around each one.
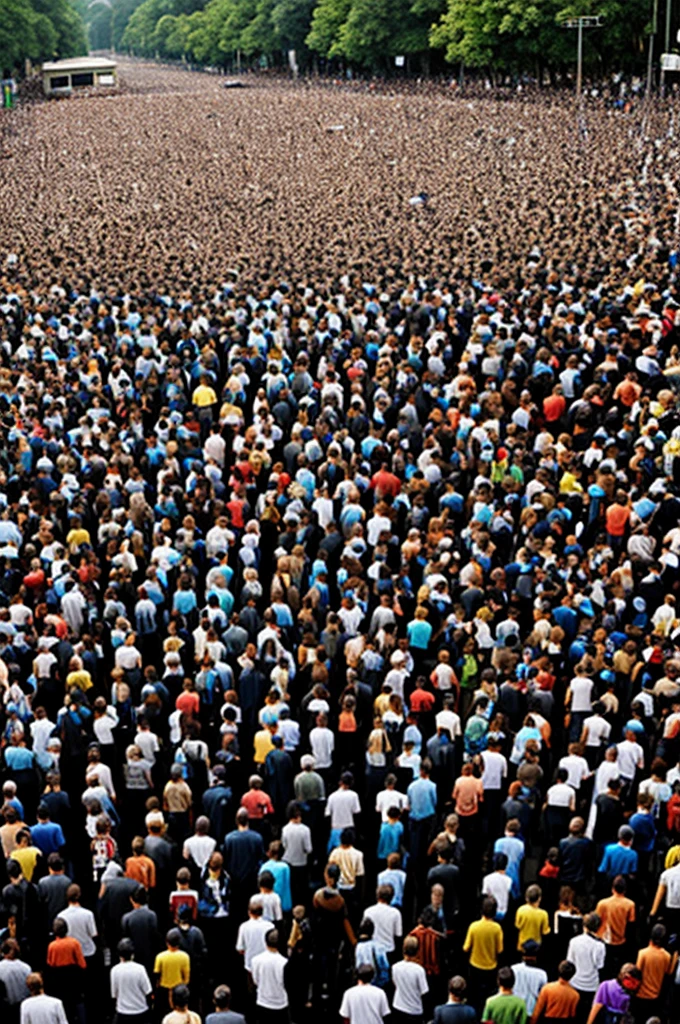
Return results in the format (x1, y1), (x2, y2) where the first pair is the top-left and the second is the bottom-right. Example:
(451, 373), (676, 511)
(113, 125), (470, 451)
(558, 960), (576, 982)
(166, 929), (181, 950)
(340, 827), (355, 847)
(1, 939), (20, 960)
(618, 964), (642, 993)
(66, 884), (81, 904)
(402, 935), (419, 960)
(584, 912), (601, 935)
(525, 884), (541, 906)
(248, 901), (264, 918)
(650, 923), (666, 947)
(52, 918), (68, 939)
(213, 985), (232, 1010)
(618, 825), (634, 846)
(236, 808), (249, 829)
(118, 938), (135, 962)
(482, 896), (497, 920)
(176, 867), (192, 888)
(259, 870), (274, 892)
(497, 966), (515, 993)
(356, 963), (375, 985)
(612, 875), (627, 896)
(448, 976), (467, 1003)
(26, 973), (45, 997)
(172, 985), (191, 1009)
(377, 884), (393, 904)
(265, 928), (278, 950)
(522, 940), (540, 961)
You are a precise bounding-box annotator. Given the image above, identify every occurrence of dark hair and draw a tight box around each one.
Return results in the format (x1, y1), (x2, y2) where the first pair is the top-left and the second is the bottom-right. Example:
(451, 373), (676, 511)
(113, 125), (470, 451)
(558, 960), (576, 981)
(213, 986), (231, 1009)
(258, 871), (275, 890)
(612, 875), (627, 895)
(340, 828), (355, 846)
(357, 963), (375, 983)
(359, 917), (375, 938)
(482, 896), (497, 918)
(265, 928), (279, 949)
(166, 929), (181, 947)
(118, 938), (135, 961)
(650, 923), (667, 945)
(497, 966), (515, 990)
(172, 985), (190, 1009)
(52, 918), (67, 938)
(132, 885), (148, 905)
(493, 852), (508, 870)
(584, 912), (601, 933)
(47, 853), (64, 871)
(449, 976), (467, 999)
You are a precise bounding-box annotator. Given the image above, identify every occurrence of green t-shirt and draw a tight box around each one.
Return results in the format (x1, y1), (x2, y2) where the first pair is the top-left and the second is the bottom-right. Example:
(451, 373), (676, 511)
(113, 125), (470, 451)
(482, 993), (528, 1024)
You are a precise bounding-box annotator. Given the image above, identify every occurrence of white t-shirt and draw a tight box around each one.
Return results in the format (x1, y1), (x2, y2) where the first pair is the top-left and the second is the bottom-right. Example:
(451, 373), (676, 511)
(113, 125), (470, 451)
(570, 677), (594, 713)
(364, 902), (402, 953)
(20, 994), (68, 1024)
(431, 664), (456, 691)
(326, 788), (361, 829)
(582, 715), (611, 748)
(435, 710), (462, 739)
(660, 863), (680, 909)
(547, 782), (575, 808)
(482, 871), (513, 917)
(512, 962), (547, 1014)
(310, 727), (334, 769)
(236, 918), (271, 971)
(391, 959), (429, 1015)
(340, 983), (390, 1024)
(110, 961), (152, 1014)
(376, 789), (409, 822)
(135, 730), (160, 764)
(57, 905), (97, 957)
(183, 834), (217, 871)
(616, 739), (644, 781)
(251, 949), (288, 1009)
(481, 751), (507, 791)
(566, 933), (606, 992)
(558, 755), (591, 790)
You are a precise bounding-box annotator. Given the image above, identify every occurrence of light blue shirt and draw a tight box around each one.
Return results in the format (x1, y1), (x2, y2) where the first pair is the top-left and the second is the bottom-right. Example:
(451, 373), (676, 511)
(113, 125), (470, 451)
(407, 777), (437, 820)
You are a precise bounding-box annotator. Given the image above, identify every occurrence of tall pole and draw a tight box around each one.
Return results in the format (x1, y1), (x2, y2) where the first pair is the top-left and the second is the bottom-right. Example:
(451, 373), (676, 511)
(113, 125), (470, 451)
(647, 0), (659, 98)
(576, 19), (583, 100)
(662, 0), (672, 95)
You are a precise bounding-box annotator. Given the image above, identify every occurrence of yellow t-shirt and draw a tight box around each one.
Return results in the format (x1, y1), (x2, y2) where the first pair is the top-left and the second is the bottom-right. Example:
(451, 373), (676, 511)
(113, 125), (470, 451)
(192, 385), (217, 408)
(253, 730), (274, 765)
(515, 904), (550, 949)
(11, 846), (40, 881)
(154, 949), (190, 989)
(66, 528), (91, 550)
(463, 918), (503, 970)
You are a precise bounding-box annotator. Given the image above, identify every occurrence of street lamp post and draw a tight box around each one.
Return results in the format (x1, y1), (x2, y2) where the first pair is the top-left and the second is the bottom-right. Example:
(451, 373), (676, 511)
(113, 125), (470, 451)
(562, 16), (604, 102)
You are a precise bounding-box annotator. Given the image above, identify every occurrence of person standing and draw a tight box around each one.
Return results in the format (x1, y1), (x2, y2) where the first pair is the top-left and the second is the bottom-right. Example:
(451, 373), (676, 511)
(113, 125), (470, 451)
(205, 985), (246, 1024)
(463, 898), (504, 1012)
(391, 936), (429, 1024)
(432, 977), (477, 1024)
(530, 961), (580, 1023)
(511, 941), (547, 1016)
(634, 923), (676, 1022)
(110, 938), (153, 1024)
(339, 964), (390, 1024)
(566, 913), (606, 1024)
(20, 973), (68, 1024)
(0, 939), (31, 1024)
(407, 761), (437, 882)
(251, 929), (289, 1024)
(482, 967), (527, 1024)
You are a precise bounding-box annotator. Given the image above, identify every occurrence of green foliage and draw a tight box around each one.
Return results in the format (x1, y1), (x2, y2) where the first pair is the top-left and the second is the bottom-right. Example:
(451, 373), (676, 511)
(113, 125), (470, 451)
(431, 0), (651, 73)
(0, 0), (86, 71)
(69, 0), (658, 75)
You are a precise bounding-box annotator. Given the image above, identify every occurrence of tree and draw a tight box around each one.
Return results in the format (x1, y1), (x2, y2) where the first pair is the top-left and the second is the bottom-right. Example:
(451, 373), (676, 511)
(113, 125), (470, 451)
(306, 0), (351, 59)
(0, 0), (85, 71)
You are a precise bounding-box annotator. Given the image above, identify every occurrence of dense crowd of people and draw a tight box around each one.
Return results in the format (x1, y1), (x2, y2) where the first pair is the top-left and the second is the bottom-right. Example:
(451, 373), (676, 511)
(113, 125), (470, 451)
(1, 57), (680, 1024)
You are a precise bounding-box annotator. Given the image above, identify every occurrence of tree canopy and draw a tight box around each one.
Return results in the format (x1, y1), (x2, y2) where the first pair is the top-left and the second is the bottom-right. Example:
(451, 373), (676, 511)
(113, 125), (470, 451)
(1, 0), (86, 71)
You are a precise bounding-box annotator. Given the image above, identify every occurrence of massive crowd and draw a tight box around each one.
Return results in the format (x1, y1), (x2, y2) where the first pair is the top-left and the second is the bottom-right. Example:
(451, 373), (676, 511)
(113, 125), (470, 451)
(0, 57), (680, 1024)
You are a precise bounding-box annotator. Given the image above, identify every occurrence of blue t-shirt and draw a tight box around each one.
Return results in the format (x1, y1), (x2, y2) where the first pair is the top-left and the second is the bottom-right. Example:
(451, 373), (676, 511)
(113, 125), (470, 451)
(260, 858), (292, 913)
(407, 620), (433, 650)
(599, 843), (638, 878)
(31, 821), (66, 855)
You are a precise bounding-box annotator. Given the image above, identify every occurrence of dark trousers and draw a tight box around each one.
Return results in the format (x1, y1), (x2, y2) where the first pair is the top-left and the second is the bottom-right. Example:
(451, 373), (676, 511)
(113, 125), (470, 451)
(115, 1014), (151, 1024)
(468, 965), (497, 1013)
(573, 989), (595, 1024)
(256, 1006), (290, 1024)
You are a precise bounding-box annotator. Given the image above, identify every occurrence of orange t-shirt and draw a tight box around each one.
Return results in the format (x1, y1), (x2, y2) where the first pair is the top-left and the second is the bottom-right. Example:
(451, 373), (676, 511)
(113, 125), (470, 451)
(543, 394), (566, 422)
(636, 943), (674, 999)
(605, 504), (630, 537)
(596, 894), (635, 945)
(452, 776), (484, 816)
(126, 854), (157, 889)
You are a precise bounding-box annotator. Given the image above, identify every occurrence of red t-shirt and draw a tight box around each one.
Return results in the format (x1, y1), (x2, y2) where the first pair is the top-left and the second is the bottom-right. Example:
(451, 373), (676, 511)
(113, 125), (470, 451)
(410, 689), (435, 713)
